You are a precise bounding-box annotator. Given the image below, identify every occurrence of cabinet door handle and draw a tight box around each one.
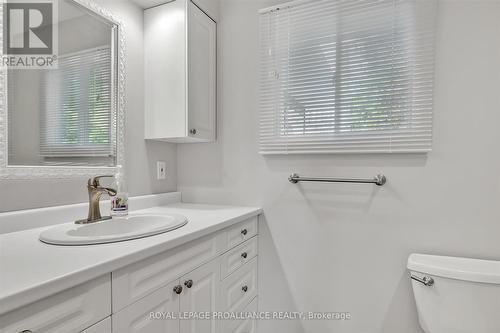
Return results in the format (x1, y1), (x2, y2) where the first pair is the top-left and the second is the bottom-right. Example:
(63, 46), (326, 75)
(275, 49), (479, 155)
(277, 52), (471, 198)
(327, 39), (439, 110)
(184, 279), (193, 288)
(190, 128), (197, 135)
(173, 285), (183, 294)
(241, 229), (248, 236)
(242, 285), (248, 292)
(241, 252), (248, 259)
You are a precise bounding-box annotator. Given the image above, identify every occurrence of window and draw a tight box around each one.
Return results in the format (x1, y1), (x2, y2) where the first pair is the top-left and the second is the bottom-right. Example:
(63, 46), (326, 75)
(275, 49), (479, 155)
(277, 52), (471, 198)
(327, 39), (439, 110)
(259, 0), (437, 154)
(40, 46), (115, 165)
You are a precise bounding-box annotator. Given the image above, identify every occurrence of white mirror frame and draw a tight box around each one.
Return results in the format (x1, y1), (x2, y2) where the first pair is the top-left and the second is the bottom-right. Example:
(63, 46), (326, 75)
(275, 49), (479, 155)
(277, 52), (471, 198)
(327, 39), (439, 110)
(0, 0), (125, 179)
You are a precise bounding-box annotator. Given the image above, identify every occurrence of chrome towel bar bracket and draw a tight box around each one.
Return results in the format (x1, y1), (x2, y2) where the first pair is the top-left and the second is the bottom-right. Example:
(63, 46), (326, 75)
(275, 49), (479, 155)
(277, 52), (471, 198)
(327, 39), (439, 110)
(288, 173), (387, 186)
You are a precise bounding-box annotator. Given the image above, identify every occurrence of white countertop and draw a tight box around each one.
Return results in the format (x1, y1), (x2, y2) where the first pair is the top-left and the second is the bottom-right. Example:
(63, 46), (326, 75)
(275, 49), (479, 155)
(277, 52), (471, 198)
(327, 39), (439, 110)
(0, 203), (261, 315)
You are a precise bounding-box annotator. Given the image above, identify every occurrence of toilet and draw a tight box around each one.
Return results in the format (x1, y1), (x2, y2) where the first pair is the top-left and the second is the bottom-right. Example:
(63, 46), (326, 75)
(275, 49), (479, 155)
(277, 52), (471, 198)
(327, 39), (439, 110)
(407, 253), (500, 333)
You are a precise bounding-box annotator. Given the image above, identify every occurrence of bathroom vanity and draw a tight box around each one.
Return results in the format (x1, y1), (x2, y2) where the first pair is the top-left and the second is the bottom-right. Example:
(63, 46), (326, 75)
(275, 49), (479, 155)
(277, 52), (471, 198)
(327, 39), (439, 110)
(0, 200), (261, 333)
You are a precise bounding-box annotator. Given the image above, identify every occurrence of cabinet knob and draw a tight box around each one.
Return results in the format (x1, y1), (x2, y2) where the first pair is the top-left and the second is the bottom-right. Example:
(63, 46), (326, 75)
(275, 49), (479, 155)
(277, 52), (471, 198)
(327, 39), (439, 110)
(242, 285), (248, 292)
(241, 252), (248, 259)
(184, 279), (193, 288)
(241, 229), (248, 236)
(173, 285), (183, 294)
(190, 128), (197, 135)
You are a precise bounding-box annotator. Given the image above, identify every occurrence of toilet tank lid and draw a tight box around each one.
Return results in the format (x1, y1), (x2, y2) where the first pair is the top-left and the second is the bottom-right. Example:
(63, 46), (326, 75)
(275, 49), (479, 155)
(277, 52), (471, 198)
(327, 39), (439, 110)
(407, 253), (500, 284)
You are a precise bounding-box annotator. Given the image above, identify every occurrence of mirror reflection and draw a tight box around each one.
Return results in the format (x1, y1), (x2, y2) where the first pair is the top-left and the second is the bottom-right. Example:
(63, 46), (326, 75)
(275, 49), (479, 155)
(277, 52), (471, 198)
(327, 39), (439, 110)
(7, 0), (118, 167)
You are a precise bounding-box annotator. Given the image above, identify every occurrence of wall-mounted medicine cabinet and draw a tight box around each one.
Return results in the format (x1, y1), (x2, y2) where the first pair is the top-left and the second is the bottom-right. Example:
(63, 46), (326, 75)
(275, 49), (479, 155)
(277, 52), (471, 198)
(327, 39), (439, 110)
(145, 0), (216, 143)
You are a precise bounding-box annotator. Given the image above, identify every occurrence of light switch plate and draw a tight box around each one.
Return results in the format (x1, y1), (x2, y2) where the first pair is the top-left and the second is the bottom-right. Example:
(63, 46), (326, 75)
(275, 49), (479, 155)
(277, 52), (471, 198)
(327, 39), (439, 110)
(157, 161), (166, 180)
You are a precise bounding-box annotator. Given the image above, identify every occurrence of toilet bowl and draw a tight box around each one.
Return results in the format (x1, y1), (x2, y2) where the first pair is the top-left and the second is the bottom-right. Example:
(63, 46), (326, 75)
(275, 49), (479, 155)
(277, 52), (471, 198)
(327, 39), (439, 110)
(407, 253), (500, 333)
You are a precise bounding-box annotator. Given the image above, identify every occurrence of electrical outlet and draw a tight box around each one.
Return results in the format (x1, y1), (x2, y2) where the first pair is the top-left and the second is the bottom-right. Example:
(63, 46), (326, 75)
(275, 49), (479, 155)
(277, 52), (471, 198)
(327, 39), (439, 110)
(157, 161), (166, 180)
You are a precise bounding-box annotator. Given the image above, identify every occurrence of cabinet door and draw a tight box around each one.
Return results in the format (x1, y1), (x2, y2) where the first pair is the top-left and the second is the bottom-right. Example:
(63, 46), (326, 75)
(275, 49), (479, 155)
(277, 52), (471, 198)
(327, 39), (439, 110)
(187, 0), (216, 141)
(144, 0), (188, 140)
(112, 233), (222, 312)
(180, 259), (220, 333)
(112, 281), (180, 333)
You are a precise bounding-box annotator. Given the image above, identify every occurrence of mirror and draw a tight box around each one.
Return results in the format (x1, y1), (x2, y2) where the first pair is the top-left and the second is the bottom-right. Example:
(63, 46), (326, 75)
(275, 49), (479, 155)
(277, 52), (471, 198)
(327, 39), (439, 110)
(0, 0), (124, 178)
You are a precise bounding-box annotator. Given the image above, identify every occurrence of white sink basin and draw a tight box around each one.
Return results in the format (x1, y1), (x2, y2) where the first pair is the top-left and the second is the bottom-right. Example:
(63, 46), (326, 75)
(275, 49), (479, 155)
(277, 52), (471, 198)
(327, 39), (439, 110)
(39, 214), (188, 245)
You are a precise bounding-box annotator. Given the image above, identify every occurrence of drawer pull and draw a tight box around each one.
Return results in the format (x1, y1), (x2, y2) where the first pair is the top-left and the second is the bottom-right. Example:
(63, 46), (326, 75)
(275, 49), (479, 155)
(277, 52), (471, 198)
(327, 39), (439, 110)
(21, 331), (33, 333)
(241, 229), (248, 236)
(241, 252), (248, 259)
(242, 285), (248, 292)
(184, 279), (193, 289)
(173, 285), (183, 294)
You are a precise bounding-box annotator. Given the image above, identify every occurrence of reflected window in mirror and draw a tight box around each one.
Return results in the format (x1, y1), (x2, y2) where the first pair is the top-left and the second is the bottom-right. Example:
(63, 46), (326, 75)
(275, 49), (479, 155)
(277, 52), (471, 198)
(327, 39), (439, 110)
(7, 0), (118, 167)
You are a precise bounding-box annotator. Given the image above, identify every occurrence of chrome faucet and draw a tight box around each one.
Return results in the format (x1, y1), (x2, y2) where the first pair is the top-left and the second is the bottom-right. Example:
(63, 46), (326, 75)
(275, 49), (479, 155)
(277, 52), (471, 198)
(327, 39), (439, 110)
(76, 175), (117, 224)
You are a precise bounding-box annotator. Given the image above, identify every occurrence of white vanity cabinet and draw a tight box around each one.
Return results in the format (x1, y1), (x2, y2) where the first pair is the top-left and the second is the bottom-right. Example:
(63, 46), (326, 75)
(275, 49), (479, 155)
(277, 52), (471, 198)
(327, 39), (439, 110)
(224, 297), (258, 333)
(81, 318), (112, 333)
(112, 258), (221, 333)
(112, 217), (259, 333)
(0, 217), (259, 333)
(112, 281), (180, 333)
(179, 259), (220, 333)
(145, 0), (217, 143)
(0, 275), (112, 333)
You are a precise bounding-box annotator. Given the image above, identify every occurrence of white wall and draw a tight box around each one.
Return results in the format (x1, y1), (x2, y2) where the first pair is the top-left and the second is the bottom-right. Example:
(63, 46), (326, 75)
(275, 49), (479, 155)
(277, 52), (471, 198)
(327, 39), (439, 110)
(177, 1), (500, 332)
(193, 0), (219, 20)
(0, 0), (177, 212)
(130, 0), (219, 20)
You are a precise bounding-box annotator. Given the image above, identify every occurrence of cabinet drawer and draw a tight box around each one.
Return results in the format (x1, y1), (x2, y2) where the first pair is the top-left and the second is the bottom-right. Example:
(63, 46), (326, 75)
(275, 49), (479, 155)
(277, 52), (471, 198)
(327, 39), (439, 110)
(225, 217), (258, 250)
(81, 317), (111, 333)
(221, 236), (258, 279)
(223, 297), (258, 333)
(0, 275), (111, 333)
(219, 258), (258, 313)
(113, 232), (224, 312)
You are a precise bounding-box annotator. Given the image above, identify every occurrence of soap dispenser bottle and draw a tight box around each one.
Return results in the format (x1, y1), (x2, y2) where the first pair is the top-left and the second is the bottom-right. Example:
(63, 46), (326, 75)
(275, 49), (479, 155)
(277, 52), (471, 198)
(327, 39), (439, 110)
(111, 165), (129, 217)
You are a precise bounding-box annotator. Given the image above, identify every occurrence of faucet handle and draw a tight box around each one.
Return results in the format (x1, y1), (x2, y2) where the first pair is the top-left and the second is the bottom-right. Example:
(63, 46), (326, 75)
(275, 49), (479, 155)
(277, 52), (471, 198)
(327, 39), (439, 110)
(88, 175), (115, 187)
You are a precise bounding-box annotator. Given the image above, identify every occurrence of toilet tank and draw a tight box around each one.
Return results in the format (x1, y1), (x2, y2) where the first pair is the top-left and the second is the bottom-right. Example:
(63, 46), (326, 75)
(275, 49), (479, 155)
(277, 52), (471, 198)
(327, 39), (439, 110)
(407, 254), (500, 333)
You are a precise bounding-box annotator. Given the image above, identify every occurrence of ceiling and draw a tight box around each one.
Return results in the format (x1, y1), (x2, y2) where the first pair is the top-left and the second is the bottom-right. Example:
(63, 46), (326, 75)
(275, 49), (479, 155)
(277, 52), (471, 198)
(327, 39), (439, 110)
(130, 0), (175, 9)
(60, 0), (88, 21)
(130, 0), (219, 21)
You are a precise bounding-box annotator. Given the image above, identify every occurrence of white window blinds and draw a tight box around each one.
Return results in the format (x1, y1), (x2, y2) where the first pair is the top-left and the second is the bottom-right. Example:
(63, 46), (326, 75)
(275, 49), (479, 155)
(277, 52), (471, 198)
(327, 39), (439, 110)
(259, 0), (437, 154)
(40, 46), (115, 161)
